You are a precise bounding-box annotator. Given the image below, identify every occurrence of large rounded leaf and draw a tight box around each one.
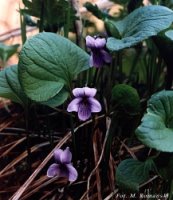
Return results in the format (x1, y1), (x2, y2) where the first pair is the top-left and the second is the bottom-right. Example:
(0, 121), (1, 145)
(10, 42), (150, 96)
(106, 5), (173, 51)
(165, 30), (173, 40)
(41, 89), (69, 107)
(18, 32), (90, 102)
(136, 90), (173, 152)
(116, 158), (155, 192)
(0, 65), (28, 105)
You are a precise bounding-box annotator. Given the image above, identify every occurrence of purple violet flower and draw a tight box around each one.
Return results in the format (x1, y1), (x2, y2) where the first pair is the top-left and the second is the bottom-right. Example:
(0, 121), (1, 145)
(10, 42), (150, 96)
(47, 147), (78, 182)
(67, 87), (101, 121)
(86, 35), (112, 68)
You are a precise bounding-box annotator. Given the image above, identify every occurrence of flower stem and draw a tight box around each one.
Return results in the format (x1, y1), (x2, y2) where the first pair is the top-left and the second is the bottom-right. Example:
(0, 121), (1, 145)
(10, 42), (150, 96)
(169, 180), (173, 200)
(70, 116), (77, 164)
(19, 6), (27, 44)
(86, 67), (93, 85)
(24, 106), (31, 173)
(64, 1), (70, 38)
(39, 0), (44, 32)
(92, 68), (99, 86)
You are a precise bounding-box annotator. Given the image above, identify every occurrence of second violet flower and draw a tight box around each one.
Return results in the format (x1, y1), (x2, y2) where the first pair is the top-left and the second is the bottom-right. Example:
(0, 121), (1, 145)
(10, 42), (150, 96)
(86, 35), (112, 68)
(47, 147), (78, 182)
(67, 87), (101, 121)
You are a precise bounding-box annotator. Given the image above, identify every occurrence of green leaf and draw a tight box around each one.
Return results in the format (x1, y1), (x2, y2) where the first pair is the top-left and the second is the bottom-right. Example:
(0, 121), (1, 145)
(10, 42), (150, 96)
(0, 65), (28, 105)
(105, 84), (140, 164)
(116, 158), (155, 192)
(41, 89), (69, 107)
(165, 30), (173, 40)
(18, 32), (90, 102)
(136, 90), (173, 152)
(84, 2), (108, 20)
(104, 19), (121, 39)
(0, 43), (19, 62)
(105, 115), (118, 166)
(111, 84), (140, 138)
(111, 84), (140, 114)
(106, 5), (173, 51)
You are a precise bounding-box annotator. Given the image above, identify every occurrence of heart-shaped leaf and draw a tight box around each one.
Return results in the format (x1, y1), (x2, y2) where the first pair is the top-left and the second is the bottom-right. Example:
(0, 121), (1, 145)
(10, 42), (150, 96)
(136, 90), (173, 152)
(165, 30), (173, 40)
(0, 65), (28, 105)
(106, 5), (173, 51)
(116, 158), (155, 191)
(41, 89), (69, 107)
(18, 32), (90, 102)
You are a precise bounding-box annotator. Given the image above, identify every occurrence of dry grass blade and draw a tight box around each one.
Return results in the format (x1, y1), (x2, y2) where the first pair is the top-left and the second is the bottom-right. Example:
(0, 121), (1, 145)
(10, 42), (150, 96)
(39, 188), (57, 200)
(108, 154), (116, 193)
(0, 169), (15, 179)
(0, 140), (59, 175)
(0, 186), (19, 194)
(9, 115), (106, 200)
(0, 137), (26, 158)
(93, 128), (102, 200)
(21, 177), (67, 200)
(79, 181), (97, 200)
(0, 146), (37, 175)
(25, 176), (48, 192)
(10, 132), (71, 200)
(104, 189), (119, 200)
(0, 144), (41, 175)
(0, 115), (21, 131)
(87, 118), (111, 200)
(130, 145), (145, 152)
(0, 140), (17, 151)
(139, 175), (158, 188)
(23, 174), (64, 197)
(79, 190), (88, 200)
(119, 138), (137, 159)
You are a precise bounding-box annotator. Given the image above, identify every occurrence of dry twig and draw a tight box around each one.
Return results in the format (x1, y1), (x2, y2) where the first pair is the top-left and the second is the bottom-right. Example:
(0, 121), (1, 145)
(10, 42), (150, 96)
(87, 117), (111, 200)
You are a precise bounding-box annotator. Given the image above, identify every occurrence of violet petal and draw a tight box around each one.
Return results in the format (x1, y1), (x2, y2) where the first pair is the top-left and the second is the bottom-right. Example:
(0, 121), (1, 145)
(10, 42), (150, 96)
(47, 163), (60, 177)
(101, 50), (112, 63)
(92, 52), (104, 68)
(95, 38), (106, 48)
(66, 164), (78, 182)
(72, 88), (85, 97)
(84, 87), (97, 97)
(60, 147), (72, 164)
(54, 149), (63, 163)
(67, 98), (81, 112)
(89, 55), (94, 67)
(88, 97), (102, 112)
(86, 35), (95, 48)
(47, 164), (70, 180)
(78, 102), (91, 121)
